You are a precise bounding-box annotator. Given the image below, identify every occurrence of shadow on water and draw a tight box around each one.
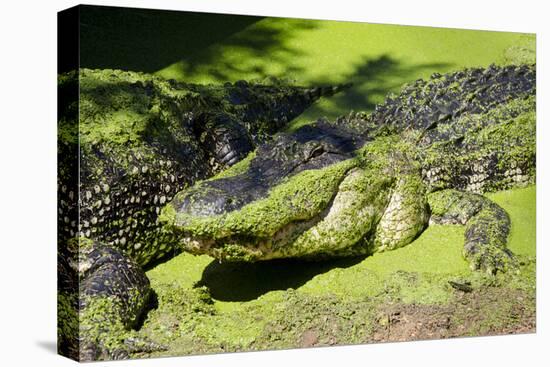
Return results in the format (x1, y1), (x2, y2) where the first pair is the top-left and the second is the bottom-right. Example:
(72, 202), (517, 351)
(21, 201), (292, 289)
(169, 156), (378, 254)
(195, 256), (366, 302)
(77, 7), (452, 120)
(331, 55), (446, 110)
(296, 55), (451, 124)
(77, 5), (262, 73)
(169, 18), (319, 82)
(77, 6), (321, 84)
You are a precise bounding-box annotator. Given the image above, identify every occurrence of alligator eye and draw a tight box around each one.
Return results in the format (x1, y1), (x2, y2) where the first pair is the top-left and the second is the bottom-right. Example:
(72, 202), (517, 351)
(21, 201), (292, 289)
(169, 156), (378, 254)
(309, 146), (324, 159)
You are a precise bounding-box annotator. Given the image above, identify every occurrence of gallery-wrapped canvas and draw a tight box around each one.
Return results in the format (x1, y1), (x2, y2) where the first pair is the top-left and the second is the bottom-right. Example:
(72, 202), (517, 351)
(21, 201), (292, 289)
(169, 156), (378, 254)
(57, 4), (536, 362)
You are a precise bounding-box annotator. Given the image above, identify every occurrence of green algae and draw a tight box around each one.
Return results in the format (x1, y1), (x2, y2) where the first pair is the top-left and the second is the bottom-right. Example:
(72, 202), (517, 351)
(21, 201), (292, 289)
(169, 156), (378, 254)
(76, 68), (195, 147)
(212, 151), (256, 179)
(136, 185), (535, 357)
(57, 292), (79, 359)
(488, 185), (536, 257)
(79, 296), (133, 352)
(73, 20), (537, 357)
(503, 34), (536, 65)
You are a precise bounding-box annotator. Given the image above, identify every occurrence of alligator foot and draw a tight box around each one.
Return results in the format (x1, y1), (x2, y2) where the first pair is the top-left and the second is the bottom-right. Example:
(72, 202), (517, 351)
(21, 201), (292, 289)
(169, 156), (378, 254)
(59, 238), (161, 361)
(428, 189), (518, 274)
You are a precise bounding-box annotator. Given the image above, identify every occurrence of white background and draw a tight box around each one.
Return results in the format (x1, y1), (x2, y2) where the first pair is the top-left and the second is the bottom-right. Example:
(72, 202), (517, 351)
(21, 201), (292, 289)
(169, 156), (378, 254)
(0, 0), (548, 365)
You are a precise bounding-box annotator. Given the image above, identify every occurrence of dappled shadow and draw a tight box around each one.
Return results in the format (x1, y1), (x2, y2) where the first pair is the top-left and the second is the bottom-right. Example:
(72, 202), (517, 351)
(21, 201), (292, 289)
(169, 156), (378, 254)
(77, 7), (452, 122)
(78, 5), (262, 73)
(297, 55), (451, 124)
(168, 18), (318, 82)
(195, 256), (366, 302)
(78, 5), (319, 82)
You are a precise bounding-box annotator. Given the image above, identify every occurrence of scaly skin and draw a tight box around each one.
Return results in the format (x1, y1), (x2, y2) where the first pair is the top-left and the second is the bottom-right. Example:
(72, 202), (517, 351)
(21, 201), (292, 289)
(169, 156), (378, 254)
(164, 64), (535, 269)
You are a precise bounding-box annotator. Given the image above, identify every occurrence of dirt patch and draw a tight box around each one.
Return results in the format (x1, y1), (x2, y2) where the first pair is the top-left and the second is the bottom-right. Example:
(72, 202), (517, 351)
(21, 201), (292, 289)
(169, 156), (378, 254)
(371, 286), (535, 343)
(300, 329), (320, 347)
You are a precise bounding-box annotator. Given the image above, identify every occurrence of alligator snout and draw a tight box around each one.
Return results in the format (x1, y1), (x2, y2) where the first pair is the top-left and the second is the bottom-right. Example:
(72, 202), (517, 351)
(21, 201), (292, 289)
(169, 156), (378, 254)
(171, 175), (266, 217)
(170, 121), (366, 219)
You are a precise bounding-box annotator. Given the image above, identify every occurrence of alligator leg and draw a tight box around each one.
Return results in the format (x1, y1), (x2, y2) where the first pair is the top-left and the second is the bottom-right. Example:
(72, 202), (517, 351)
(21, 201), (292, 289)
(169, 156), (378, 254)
(194, 113), (254, 168)
(428, 189), (517, 274)
(59, 238), (163, 361)
(374, 174), (430, 252)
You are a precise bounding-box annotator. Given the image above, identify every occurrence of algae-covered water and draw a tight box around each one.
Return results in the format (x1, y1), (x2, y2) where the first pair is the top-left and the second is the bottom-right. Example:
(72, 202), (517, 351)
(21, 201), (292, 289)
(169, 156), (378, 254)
(153, 17), (535, 128)
(80, 10), (536, 357)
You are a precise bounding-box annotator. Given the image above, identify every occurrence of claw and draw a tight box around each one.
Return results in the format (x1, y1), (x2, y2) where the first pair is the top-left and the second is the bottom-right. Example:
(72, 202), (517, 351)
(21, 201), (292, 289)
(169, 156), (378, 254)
(123, 336), (167, 354)
(467, 245), (519, 275)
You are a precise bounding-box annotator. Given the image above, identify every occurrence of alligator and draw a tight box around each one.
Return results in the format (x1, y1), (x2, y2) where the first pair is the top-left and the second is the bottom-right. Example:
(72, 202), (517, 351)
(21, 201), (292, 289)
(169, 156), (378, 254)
(163, 64), (535, 270)
(57, 69), (344, 360)
(58, 64), (535, 360)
